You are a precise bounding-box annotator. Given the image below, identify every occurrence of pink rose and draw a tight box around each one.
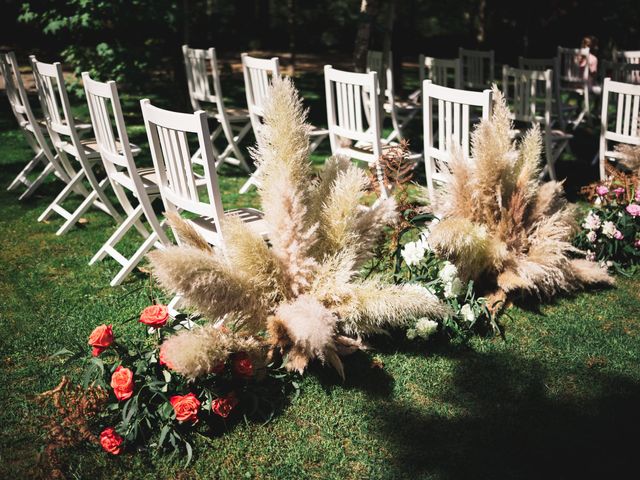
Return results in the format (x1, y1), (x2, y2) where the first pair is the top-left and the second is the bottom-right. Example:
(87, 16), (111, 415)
(626, 204), (640, 217)
(596, 185), (609, 196)
(613, 187), (625, 196)
(635, 239), (640, 248)
(614, 230), (624, 240)
(635, 190), (640, 202)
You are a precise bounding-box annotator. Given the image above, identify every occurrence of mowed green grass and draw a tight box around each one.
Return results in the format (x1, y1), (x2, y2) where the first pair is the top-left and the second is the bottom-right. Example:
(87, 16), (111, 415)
(1, 70), (639, 480)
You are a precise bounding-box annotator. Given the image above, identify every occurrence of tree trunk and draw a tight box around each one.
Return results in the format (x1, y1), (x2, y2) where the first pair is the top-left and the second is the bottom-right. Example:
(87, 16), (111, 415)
(476, 0), (486, 45)
(353, 0), (379, 72)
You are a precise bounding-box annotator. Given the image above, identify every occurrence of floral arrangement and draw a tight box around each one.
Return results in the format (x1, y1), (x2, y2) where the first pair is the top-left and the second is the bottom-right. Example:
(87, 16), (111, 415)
(42, 304), (293, 466)
(397, 217), (497, 340)
(147, 77), (447, 381)
(422, 88), (613, 309)
(575, 181), (640, 272)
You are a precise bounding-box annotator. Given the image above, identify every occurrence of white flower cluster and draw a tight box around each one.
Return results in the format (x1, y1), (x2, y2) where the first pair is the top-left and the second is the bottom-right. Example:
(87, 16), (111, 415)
(400, 219), (440, 267)
(601, 220), (617, 238)
(582, 210), (601, 231)
(406, 317), (439, 340)
(439, 261), (464, 299)
(459, 304), (475, 323)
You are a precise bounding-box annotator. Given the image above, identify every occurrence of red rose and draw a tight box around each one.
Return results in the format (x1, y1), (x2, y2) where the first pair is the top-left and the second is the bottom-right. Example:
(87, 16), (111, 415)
(211, 393), (238, 418)
(139, 304), (169, 328)
(100, 427), (123, 455)
(158, 343), (175, 370)
(170, 393), (201, 423)
(88, 324), (113, 357)
(232, 352), (253, 378)
(110, 366), (134, 401)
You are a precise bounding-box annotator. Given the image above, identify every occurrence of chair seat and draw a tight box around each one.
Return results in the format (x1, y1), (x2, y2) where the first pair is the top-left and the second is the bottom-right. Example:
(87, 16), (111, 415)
(207, 106), (250, 122)
(309, 125), (329, 136)
(548, 129), (573, 141)
(351, 141), (422, 162)
(60, 138), (142, 160)
(384, 99), (420, 113)
(188, 208), (268, 246)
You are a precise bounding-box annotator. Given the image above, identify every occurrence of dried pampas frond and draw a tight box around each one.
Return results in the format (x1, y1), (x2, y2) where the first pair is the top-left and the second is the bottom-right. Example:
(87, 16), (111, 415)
(428, 87), (613, 301)
(147, 76), (447, 379)
(161, 322), (266, 381)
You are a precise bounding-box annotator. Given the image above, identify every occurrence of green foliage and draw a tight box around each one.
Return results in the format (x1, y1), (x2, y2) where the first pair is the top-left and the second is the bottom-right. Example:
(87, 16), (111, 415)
(19, 0), (179, 91)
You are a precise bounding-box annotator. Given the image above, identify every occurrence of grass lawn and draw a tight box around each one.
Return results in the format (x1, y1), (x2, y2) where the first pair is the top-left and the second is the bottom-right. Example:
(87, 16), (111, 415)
(1, 67), (639, 480)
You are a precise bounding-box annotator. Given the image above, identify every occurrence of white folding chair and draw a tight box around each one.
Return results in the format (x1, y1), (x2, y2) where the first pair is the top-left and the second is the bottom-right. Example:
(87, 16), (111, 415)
(140, 99), (268, 250)
(615, 50), (640, 84)
(324, 65), (393, 198)
(182, 45), (252, 172)
(366, 50), (419, 141)
(82, 73), (171, 286)
(1, 52), (80, 200)
(502, 66), (572, 180)
(518, 56), (566, 129)
(30, 56), (126, 235)
(598, 78), (640, 180)
(600, 61), (640, 85)
(238, 53), (329, 193)
(419, 55), (462, 90)
(459, 48), (495, 90)
(422, 80), (492, 207)
(556, 46), (591, 127)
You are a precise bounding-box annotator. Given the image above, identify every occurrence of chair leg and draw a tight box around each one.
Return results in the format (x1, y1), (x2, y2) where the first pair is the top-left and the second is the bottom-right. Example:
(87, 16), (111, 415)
(109, 230), (160, 287)
(18, 161), (55, 200)
(168, 294), (184, 319)
(239, 167), (261, 194)
(7, 150), (46, 192)
(55, 176), (117, 236)
(38, 169), (86, 222)
(90, 204), (146, 265)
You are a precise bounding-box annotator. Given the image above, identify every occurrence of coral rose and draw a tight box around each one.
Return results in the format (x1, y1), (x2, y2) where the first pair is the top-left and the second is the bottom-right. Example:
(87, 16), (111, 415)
(110, 366), (134, 401)
(211, 393), (238, 418)
(232, 352), (253, 378)
(170, 393), (201, 423)
(88, 324), (113, 357)
(139, 304), (169, 328)
(100, 427), (123, 455)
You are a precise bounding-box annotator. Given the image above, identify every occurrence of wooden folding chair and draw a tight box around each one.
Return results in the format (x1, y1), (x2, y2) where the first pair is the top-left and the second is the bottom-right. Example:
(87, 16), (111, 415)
(614, 50), (640, 84)
(1, 52), (80, 200)
(422, 80), (492, 207)
(459, 48), (495, 90)
(238, 53), (329, 193)
(83, 72), (172, 286)
(601, 60), (640, 85)
(182, 45), (252, 172)
(366, 50), (419, 142)
(419, 55), (462, 90)
(556, 46), (591, 128)
(30, 56), (126, 235)
(140, 99), (268, 249)
(502, 66), (572, 180)
(598, 78), (640, 180)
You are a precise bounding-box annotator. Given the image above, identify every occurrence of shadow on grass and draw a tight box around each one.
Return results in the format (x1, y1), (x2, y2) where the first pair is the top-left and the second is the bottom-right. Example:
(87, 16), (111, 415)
(370, 349), (640, 480)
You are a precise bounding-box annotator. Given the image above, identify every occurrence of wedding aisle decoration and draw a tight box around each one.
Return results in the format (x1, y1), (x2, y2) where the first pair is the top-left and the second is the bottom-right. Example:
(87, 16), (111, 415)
(576, 170), (640, 272)
(420, 88), (614, 309)
(148, 77), (447, 378)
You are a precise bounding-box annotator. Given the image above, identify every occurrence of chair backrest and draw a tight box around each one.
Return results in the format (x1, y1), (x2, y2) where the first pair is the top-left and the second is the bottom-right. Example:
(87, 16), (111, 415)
(615, 50), (640, 65)
(459, 48), (495, 90)
(241, 53), (280, 133)
(556, 46), (589, 86)
(0, 52), (31, 128)
(323, 65), (383, 161)
(182, 45), (229, 118)
(419, 55), (462, 89)
(602, 59), (640, 85)
(82, 72), (137, 175)
(29, 56), (83, 148)
(518, 56), (556, 71)
(140, 99), (226, 244)
(502, 66), (553, 127)
(599, 79), (640, 175)
(423, 80), (492, 164)
(366, 50), (392, 95)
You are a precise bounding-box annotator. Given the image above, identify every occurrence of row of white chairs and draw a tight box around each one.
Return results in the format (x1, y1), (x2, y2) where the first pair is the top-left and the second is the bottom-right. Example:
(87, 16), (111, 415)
(3, 50), (639, 289)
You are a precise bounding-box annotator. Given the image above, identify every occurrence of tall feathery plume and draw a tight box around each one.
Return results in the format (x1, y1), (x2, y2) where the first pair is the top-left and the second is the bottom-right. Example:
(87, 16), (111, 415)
(147, 76), (448, 379)
(427, 86), (613, 304)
